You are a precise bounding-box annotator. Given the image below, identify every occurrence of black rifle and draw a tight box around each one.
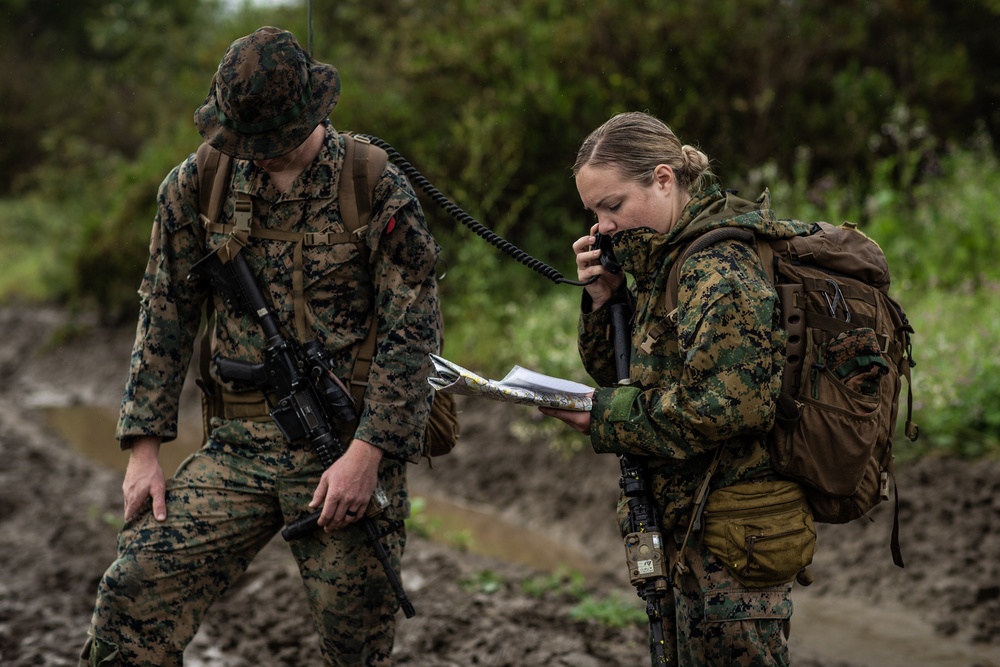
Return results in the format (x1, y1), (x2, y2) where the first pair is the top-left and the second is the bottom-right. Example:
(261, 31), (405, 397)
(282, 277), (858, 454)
(189, 248), (416, 618)
(610, 302), (670, 665)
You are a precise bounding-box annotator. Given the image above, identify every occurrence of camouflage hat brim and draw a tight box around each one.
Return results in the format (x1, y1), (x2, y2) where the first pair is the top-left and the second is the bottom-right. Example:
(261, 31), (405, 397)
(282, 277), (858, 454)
(193, 27), (340, 160)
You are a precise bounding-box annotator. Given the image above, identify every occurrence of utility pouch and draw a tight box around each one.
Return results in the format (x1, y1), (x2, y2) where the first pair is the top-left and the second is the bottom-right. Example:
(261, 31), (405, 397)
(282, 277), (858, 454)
(702, 480), (816, 588)
(423, 391), (460, 458)
(823, 327), (888, 397)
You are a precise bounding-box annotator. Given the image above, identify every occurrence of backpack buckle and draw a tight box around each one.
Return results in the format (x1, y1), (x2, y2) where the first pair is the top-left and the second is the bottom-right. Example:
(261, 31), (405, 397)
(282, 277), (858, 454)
(233, 193), (252, 233)
(351, 225), (369, 242)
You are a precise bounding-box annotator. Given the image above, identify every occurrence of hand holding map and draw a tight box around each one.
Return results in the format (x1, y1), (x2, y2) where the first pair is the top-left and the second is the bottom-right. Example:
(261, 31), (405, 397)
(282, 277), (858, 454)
(427, 354), (593, 412)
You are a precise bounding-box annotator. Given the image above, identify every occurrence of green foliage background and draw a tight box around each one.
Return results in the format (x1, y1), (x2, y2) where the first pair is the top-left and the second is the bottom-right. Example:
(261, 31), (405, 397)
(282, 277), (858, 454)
(2, 0), (999, 458)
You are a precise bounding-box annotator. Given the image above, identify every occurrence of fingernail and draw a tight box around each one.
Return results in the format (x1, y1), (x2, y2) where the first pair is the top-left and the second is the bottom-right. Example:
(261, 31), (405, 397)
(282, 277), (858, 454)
(156, 513), (166, 521)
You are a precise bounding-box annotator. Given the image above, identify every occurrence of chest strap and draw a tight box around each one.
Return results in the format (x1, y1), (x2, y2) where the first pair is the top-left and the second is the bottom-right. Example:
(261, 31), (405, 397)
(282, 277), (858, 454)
(204, 194), (369, 343)
(197, 133), (387, 426)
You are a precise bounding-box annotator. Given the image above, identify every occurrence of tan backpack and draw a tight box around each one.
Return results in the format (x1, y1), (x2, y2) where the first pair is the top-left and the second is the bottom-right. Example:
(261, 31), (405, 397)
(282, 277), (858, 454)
(194, 134), (458, 461)
(663, 222), (917, 567)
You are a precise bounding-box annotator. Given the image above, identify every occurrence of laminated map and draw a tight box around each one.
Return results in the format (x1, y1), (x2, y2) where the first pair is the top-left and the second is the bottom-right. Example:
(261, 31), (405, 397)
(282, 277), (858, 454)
(427, 354), (593, 412)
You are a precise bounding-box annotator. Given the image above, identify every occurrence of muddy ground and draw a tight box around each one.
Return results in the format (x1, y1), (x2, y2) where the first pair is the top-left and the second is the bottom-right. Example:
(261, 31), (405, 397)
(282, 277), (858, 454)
(1, 306), (998, 666)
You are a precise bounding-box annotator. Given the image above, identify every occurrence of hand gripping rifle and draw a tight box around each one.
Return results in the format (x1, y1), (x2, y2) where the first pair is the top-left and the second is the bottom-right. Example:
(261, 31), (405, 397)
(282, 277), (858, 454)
(610, 302), (670, 665)
(189, 248), (416, 618)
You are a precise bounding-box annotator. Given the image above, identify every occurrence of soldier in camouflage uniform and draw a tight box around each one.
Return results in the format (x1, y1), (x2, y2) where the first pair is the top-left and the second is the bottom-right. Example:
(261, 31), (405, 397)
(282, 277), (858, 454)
(78, 27), (442, 667)
(540, 112), (816, 666)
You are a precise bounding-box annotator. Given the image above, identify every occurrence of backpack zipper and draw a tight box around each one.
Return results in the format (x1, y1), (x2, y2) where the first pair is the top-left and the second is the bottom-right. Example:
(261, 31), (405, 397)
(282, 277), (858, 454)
(703, 496), (803, 520)
(742, 526), (809, 577)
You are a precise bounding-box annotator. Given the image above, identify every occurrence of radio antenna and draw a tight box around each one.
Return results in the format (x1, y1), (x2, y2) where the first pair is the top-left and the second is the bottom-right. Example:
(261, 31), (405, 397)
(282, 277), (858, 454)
(307, 0), (314, 55)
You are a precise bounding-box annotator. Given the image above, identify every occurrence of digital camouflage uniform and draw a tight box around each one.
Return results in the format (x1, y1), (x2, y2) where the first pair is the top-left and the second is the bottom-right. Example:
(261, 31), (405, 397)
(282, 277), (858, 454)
(80, 119), (441, 666)
(580, 185), (813, 666)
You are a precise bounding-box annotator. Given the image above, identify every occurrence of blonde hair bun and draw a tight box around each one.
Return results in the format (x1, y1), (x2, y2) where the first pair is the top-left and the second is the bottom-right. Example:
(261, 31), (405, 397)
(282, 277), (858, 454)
(680, 145), (710, 183)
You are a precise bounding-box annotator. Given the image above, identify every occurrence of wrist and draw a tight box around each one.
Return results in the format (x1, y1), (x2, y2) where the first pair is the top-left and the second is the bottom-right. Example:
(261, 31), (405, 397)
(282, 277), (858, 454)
(589, 297), (610, 312)
(128, 436), (162, 461)
(582, 288), (605, 314)
(349, 439), (383, 465)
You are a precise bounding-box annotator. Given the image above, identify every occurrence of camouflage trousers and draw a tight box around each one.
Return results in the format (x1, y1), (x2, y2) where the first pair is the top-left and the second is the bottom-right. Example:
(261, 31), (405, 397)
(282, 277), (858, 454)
(652, 530), (793, 666)
(79, 419), (407, 667)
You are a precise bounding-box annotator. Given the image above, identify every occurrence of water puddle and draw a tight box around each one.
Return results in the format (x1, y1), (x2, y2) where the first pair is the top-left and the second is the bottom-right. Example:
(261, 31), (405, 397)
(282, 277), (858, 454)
(406, 492), (600, 577)
(790, 588), (1000, 666)
(39, 403), (600, 577)
(40, 404), (201, 476)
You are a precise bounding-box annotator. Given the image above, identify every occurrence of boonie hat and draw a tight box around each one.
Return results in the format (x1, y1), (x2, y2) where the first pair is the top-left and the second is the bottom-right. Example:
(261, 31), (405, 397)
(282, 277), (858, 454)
(194, 26), (340, 160)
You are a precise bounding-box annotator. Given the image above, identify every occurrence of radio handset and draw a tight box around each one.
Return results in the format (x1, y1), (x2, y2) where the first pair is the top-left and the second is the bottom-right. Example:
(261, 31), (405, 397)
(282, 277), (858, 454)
(593, 232), (623, 275)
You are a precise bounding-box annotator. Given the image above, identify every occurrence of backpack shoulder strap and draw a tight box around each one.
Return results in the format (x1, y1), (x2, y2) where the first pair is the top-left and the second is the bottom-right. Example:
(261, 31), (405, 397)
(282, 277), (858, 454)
(640, 227), (757, 355)
(195, 142), (233, 227)
(339, 133), (390, 239)
(193, 142), (234, 441)
(340, 133), (390, 410)
(664, 227), (757, 314)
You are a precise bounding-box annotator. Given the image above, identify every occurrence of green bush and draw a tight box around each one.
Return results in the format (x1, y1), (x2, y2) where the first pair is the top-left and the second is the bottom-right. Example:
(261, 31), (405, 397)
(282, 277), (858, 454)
(50, 127), (191, 322)
(0, 197), (76, 303)
(866, 136), (1000, 291)
(898, 286), (1000, 459)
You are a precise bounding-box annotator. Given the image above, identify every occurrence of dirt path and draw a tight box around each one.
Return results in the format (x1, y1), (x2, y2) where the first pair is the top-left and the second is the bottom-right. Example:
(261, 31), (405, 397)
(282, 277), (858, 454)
(1, 307), (998, 666)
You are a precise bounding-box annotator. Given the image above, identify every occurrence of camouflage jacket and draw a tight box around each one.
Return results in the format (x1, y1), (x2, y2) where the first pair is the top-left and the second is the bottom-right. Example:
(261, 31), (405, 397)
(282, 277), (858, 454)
(118, 122), (442, 463)
(579, 185), (813, 532)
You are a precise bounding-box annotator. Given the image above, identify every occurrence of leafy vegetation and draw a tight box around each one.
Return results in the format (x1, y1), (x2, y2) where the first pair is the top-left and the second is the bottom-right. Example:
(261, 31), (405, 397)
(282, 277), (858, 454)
(459, 568), (506, 595)
(405, 496), (475, 551)
(2, 0), (999, 457)
(523, 566), (647, 629)
(568, 593), (648, 630)
(900, 287), (1000, 459)
(521, 566), (588, 601)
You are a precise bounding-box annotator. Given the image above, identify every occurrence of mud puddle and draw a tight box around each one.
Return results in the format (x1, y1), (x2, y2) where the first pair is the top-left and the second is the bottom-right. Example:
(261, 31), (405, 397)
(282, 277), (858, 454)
(38, 403), (601, 577)
(790, 587), (1000, 666)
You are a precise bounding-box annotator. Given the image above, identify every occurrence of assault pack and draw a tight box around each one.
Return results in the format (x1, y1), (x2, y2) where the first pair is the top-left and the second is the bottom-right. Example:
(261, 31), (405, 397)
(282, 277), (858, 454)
(193, 133), (459, 461)
(665, 220), (918, 567)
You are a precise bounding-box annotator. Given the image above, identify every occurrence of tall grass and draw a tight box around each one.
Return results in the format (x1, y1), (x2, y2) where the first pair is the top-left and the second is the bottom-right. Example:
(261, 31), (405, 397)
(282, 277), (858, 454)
(0, 198), (77, 303)
(900, 285), (1000, 458)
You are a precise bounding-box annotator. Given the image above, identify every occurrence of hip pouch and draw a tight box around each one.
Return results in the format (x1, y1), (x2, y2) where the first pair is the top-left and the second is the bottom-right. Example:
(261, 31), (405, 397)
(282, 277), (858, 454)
(702, 480), (816, 588)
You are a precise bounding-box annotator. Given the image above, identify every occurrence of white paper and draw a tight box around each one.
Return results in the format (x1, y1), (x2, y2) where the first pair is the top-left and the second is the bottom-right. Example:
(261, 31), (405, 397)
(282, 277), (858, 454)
(427, 354), (593, 412)
(499, 366), (593, 395)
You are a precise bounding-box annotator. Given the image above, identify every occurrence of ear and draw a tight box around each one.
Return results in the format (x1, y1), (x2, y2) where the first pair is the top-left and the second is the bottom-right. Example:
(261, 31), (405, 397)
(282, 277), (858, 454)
(652, 164), (675, 192)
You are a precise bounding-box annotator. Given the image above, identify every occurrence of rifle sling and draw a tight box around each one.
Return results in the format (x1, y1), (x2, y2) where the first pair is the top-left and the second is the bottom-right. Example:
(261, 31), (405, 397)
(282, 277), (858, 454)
(195, 133), (388, 425)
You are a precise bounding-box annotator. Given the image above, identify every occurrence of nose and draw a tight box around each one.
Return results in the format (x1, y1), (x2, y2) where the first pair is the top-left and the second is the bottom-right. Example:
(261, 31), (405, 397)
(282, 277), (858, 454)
(596, 216), (616, 235)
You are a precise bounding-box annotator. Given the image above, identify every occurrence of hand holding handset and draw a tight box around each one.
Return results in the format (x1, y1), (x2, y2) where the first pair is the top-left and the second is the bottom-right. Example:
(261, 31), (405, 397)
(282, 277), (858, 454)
(592, 232), (623, 274)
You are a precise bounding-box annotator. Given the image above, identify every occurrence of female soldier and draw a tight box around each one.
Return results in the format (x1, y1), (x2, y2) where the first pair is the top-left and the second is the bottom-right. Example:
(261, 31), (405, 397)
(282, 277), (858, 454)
(540, 111), (816, 666)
